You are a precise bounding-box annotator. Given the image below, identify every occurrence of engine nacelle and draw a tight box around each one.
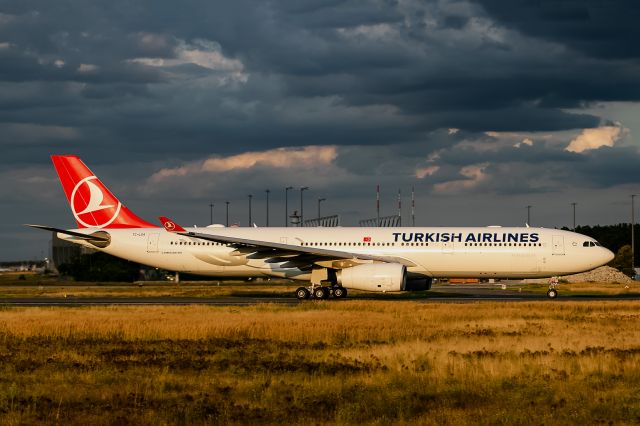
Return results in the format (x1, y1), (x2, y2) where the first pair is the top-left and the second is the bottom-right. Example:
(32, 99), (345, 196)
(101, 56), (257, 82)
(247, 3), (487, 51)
(337, 263), (406, 292)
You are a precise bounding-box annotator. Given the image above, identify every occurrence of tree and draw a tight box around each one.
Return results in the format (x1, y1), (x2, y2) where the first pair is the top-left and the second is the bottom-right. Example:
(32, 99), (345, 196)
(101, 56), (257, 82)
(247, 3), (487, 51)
(611, 245), (633, 275)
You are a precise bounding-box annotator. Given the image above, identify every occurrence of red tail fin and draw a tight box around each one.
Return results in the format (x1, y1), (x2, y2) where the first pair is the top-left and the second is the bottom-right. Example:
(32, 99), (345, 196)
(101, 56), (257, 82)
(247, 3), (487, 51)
(51, 155), (157, 229)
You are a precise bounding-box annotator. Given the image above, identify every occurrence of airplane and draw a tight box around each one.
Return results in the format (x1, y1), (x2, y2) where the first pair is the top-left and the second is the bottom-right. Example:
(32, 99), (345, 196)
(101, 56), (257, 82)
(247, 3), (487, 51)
(27, 155), (614, 299)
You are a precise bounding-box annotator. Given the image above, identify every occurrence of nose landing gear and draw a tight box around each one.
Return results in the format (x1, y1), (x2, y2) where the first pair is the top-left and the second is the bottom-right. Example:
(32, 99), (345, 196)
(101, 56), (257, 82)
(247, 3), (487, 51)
(547, 276), (559, 299)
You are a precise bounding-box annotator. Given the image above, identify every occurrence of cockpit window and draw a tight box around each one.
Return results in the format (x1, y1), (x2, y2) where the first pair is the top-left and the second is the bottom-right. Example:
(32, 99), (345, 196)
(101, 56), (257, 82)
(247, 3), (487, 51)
(583, 241), (602, 247)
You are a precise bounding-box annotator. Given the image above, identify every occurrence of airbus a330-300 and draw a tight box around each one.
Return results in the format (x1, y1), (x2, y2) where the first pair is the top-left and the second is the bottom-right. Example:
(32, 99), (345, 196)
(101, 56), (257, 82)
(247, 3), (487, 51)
(28, 155), (614, 299)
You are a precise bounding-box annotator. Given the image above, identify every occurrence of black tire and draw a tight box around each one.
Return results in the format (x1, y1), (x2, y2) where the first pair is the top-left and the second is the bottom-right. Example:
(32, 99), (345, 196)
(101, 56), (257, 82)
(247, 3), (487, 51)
(547, 288), (558, 299)
(333, 286), (347, 299)
(296, 287), (310, 300)
(313, 287), (328, 299)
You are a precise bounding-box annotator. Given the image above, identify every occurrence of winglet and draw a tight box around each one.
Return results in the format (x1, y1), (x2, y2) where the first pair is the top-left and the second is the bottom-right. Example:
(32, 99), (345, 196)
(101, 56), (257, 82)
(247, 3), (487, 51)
(159, 216), (186, 232)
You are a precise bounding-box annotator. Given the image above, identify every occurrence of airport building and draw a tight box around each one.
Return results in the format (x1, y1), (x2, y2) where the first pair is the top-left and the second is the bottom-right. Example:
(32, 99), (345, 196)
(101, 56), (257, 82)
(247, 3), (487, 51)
(50, 232), (96, 271)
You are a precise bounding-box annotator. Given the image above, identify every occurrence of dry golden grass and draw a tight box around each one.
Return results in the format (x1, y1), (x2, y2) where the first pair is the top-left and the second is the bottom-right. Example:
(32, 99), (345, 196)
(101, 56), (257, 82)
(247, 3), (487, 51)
(0, 301), (639, 425)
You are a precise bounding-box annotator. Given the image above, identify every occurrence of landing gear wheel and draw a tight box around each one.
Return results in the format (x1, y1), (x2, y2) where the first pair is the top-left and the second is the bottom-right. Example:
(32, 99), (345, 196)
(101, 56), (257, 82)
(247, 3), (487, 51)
(313, 286), (329, 299)
(296, 287), (310, 300)
(547, 288), (558, 299)
(333, 286), (347, 299)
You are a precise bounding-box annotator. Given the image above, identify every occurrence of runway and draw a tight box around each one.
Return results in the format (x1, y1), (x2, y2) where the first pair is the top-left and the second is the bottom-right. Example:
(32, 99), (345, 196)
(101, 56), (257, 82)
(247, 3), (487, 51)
(0, 296), (297, 307)
(1, 291), (639, 307)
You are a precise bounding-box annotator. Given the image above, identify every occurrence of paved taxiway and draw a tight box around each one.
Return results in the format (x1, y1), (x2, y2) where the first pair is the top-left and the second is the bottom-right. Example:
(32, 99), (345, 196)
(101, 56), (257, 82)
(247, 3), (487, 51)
(0, 296), (295, 307)
(1, 290), (639, 307)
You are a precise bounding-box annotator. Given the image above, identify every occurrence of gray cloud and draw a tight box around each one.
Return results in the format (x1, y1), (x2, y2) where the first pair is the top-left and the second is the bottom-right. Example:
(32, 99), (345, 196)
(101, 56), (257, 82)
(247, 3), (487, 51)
(472, 0), (640, 60)
(1, 0), (640, 259)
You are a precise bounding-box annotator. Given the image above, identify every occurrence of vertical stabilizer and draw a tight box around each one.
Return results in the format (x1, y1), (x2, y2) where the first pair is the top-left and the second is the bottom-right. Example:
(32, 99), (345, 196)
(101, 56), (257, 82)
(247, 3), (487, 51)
(51, 155), (157, 229)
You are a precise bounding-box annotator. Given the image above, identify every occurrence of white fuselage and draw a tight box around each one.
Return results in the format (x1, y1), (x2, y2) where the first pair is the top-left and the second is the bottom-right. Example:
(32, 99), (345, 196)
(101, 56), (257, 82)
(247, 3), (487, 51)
(60, 226), (614, 281)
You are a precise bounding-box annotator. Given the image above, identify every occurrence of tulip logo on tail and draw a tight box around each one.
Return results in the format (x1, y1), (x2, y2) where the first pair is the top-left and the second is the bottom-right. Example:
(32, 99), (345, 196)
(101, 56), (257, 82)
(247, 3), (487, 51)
(71, 176), (122, 228)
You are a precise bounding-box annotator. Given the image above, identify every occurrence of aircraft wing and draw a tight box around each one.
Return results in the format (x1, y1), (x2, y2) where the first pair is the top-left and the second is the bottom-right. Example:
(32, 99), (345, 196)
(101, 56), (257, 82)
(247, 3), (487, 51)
(177, 230), (416, 268)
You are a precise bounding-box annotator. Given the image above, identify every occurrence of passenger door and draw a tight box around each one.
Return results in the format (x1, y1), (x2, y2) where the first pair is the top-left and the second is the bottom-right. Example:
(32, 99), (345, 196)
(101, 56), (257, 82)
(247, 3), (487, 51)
(552, 235), (564, 255)
(147, 233), (160, 253)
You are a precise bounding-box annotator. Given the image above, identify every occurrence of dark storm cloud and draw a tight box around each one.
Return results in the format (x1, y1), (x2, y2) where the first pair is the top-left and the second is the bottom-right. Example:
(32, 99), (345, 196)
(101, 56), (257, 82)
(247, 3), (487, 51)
(472, 0), (640, 59)
(2, 0), (640, 260)
(430, 138), (578, 167)
(412, 127), (640, 195)
(575, 146), (640, 187)
(2, 0), (638, 167)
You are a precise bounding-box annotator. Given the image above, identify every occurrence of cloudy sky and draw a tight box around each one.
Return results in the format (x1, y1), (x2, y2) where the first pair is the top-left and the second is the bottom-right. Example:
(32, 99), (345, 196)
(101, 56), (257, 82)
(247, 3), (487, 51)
(1, 0), (640, 260)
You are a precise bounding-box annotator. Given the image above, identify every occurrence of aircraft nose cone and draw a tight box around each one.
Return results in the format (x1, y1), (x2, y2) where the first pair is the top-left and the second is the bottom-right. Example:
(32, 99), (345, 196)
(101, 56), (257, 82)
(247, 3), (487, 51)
(603, 248), (614, 265)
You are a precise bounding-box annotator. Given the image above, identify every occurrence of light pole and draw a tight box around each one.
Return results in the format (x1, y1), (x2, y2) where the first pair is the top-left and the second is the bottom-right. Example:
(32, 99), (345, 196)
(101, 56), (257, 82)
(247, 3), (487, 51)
(526, 205), (532, 226)
(265, 189), (270, 227)
(300, 187), (309, 226)
(376, 185), (380, 227)
(317, 198), (326, 218)
(225, 201), (230, 227)
(633, 195), (638, 273)
(571, 202), (577, 231)
(411, 186), (415, 227)
(397, 189), (402, 226)
(248, 194), (252, 226)
(285, 186), (293, 227)
(209, 203), (214, 225)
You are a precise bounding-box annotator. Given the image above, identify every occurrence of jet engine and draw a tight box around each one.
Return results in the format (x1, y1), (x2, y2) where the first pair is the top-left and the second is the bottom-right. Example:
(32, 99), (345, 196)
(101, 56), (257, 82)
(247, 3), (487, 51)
(337, 263), (406, 292)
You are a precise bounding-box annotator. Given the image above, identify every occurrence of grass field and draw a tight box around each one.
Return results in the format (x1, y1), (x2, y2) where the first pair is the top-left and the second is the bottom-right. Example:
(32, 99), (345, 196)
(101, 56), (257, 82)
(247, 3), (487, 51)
(0, 301), (639, 425)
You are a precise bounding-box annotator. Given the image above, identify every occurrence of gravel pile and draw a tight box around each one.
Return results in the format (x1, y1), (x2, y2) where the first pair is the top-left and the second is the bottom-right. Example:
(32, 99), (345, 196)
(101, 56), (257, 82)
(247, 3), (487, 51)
(561, 266), (634, 284)
(525, 266), (633, 284)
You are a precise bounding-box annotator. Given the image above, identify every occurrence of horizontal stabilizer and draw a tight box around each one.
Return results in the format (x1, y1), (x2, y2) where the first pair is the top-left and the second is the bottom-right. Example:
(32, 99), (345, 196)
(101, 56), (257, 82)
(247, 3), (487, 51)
(25, 224), (110, 242)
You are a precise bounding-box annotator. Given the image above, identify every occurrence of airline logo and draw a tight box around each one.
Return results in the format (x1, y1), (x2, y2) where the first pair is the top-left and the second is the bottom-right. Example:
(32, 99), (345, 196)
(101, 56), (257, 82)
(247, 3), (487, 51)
(71, 176), (122, 228)
(164, 221), (176, 231)
(392, 232), (540, 243)
(363, 236), (372, 242)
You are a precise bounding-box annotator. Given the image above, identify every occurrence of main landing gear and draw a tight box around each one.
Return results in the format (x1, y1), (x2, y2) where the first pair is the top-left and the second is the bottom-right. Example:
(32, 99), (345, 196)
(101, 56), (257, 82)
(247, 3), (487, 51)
(295, 285), (348, 300)
(547, 276), (559, 299)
